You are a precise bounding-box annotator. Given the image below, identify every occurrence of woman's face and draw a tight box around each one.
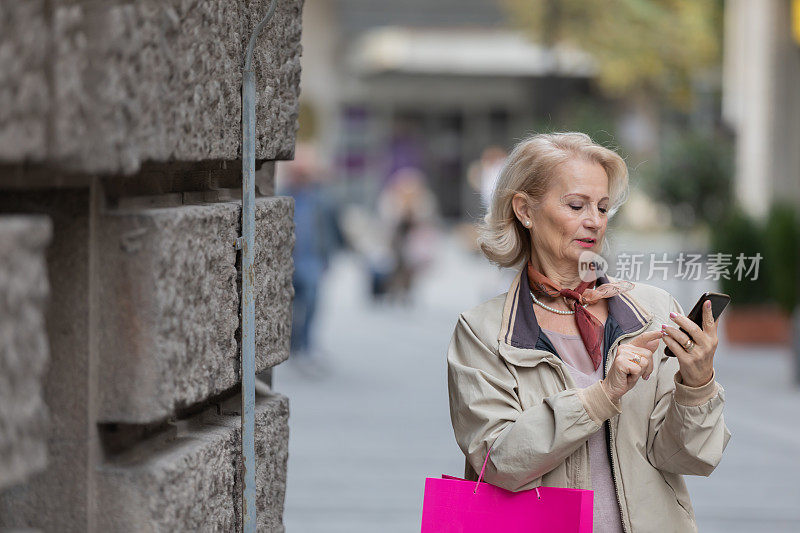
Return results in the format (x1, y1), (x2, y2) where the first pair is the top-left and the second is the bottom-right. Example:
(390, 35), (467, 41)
(529, 158), (610, 268)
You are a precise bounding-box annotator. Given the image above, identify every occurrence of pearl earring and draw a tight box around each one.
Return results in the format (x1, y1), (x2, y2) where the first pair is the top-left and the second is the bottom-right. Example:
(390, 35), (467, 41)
(524, 220), (531, 227)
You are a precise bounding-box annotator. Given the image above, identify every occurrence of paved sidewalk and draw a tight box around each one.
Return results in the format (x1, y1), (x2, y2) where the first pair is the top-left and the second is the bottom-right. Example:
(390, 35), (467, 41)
(682, 345), (800, 532)
(274, 233), (800, 532)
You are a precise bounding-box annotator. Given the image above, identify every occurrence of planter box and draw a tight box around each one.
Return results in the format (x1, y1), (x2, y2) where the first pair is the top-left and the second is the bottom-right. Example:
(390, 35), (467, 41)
(724, 304), (792, 345)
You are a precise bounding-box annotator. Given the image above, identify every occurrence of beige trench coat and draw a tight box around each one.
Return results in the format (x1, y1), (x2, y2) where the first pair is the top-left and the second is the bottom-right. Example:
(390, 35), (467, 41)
(447, 266), (731, 532)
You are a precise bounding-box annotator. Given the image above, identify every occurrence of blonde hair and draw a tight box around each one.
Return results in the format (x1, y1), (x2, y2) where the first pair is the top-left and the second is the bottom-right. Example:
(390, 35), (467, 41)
(477, 132), (629, 269)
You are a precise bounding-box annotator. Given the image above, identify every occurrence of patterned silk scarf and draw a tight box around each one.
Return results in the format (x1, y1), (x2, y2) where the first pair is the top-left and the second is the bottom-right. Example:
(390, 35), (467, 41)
(526, 259), (634, 370)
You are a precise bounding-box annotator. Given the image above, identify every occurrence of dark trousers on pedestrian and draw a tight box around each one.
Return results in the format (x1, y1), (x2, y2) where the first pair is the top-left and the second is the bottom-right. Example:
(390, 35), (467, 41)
(291, 274), (319, 356)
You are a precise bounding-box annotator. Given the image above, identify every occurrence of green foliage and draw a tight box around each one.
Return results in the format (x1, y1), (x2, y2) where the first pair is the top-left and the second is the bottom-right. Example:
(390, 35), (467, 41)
(529, 97), (620, 147)
(711, 203), (800, 312)
(501, 0), (724, 110)
(647, 130), (733, 228)
(296, 101), (318, 142)
(763, 203), (800, 314)
(711, 206), (770, 306)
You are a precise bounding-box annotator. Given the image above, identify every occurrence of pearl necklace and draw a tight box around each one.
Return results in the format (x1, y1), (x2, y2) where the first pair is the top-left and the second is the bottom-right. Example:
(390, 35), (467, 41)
(529, 290), (588, 315)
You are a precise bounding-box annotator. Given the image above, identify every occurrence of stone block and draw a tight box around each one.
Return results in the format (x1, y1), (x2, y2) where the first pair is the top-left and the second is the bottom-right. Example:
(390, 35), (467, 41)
(0, 0), (303, 173)
(0, 191), (92, 531)
(96, 394), (290, 532)
(0, 1), (49, 161)
(97, 197), (294, 424)
(255, 196), (295, 369)
(96, 202), (239, 423)
(0, 216), (51, 489)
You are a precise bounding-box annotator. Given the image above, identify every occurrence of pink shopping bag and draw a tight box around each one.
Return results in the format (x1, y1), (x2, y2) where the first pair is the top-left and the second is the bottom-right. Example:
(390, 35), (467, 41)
(420, 448), (593, 532)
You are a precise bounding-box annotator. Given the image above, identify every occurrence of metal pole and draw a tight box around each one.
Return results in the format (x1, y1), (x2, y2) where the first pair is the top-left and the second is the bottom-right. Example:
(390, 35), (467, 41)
(241, 2), (278, 531)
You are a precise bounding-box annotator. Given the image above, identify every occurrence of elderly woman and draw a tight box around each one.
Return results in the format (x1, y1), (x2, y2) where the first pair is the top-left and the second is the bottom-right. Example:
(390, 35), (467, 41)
(447, 133), (731, 532)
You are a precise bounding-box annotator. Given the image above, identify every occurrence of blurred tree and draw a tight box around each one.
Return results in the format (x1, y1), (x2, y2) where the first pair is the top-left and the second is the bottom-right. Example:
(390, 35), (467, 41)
(296, 100), (319, 142)
(711, 202), (800, 314)
(502, 0), (724, 111)
(645, 128), (733, 228)
(764, 203), (800, 314)
(710, 206), (770, 306)
(557, 97), (619, 144)
(530, 96), (622, 148)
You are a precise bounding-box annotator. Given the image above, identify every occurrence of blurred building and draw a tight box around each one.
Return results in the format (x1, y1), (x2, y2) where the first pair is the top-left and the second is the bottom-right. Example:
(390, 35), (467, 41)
(300, 0), (602, 219)
(722, 0), (800, 218)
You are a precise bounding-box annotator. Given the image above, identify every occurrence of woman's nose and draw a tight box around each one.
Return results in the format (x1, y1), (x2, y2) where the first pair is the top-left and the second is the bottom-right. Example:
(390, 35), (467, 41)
(583, 209), (602, 228)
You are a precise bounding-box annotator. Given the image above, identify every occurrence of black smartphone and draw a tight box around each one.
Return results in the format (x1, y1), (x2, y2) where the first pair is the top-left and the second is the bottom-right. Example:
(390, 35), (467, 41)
(664, 292), (731, 357)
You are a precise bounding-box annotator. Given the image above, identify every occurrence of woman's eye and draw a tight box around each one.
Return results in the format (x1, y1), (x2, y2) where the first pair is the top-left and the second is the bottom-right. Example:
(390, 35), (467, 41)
(569, 203), (607, 213)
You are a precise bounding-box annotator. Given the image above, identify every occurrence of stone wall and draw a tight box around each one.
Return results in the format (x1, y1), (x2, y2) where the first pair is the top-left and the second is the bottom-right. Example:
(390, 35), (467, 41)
(0, 0), (303, 175)
(95, 197), (293, 424)
(0, 191), (95, 529)
(96, 395), (289, 532)
(0, 216), (51, 490)
(0, 0), (302, 530)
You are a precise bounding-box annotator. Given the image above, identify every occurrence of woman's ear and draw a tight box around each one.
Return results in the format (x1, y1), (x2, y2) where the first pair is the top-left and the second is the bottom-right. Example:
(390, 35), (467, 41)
(511, 193), (532, 225)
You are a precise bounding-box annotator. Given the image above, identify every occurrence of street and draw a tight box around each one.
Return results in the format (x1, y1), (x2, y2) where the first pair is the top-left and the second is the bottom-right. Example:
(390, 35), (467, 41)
(275, 232), (800, 532)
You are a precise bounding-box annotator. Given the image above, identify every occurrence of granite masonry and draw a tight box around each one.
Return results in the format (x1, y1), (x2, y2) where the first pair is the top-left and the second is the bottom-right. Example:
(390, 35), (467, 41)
(0, 217), (51, 491)
(0, 1), (302, 531)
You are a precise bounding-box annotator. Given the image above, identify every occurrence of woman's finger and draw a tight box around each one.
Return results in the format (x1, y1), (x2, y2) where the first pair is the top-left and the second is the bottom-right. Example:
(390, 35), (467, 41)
(619, 344), (651, 358)
(669, 312), (704, 342)
(623, 355), (644, 377)
(702, 299), (718, 337)
(613, 353), (634, 375)
(639, 353), (651, 375)
(643, 351), (655, 380)
(625, 353), (648, 371)
(661, 332), (688, 362)
(662, 324), (691, 349)
(629, 330), (663, 352)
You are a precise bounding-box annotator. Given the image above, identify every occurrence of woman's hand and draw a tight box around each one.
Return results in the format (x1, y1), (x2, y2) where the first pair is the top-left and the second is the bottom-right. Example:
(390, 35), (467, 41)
(601, 330), (663, 403)
(662, 300), (717, 387)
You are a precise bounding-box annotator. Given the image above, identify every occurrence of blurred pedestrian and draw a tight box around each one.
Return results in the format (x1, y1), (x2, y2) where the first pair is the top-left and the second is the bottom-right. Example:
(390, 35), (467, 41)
(277, 142), (342, 367)
(466, 145), (514, 300)
(467, 145), (507, 211)
(376, 167), (439, 305)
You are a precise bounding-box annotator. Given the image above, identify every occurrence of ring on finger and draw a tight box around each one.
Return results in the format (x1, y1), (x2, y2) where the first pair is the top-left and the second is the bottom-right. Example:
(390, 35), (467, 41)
(630, 354), (643, 366)
(683, 338), (695, 352)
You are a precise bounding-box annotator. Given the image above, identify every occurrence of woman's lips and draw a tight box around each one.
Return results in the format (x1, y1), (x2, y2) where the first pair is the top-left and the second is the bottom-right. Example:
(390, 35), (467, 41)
(575, 239), (595, 248)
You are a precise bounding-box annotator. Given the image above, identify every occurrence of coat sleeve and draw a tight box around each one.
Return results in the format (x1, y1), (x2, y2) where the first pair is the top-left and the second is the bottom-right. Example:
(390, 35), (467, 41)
(447, 312), (620, 492)
(645, 295), (732, 476)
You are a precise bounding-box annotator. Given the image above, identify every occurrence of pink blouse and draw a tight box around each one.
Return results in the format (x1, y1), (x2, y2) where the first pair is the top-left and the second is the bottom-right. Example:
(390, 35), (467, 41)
(541, 327), (624, 533)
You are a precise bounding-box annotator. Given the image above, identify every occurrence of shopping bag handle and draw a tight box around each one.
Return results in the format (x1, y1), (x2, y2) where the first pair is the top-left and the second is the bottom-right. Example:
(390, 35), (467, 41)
(473, 446), (492, 493)
(474, 446), (541, 500)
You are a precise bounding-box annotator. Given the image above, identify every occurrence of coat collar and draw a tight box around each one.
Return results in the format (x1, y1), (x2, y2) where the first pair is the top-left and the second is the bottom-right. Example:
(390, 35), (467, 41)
(497, 263), (653, 349)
